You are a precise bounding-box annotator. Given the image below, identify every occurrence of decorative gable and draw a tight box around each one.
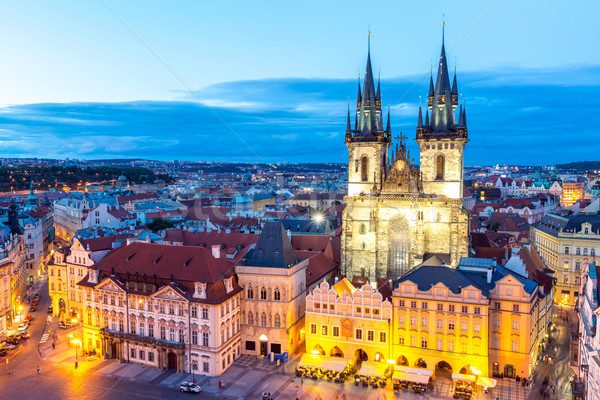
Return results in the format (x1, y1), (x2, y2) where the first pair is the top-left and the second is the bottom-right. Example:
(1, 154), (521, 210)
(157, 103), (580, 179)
(194, 282), (207, 299)
(154, 286), (186, 300)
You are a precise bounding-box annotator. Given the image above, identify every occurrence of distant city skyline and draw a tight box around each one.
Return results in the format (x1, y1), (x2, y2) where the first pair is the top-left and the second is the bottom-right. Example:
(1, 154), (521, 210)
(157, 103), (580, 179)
(0, 1), (598, 164)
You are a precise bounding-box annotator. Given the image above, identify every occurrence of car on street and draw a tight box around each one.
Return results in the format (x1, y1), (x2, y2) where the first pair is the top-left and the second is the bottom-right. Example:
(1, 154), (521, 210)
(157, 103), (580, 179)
(0, 342), (16, 350)
(18, 331), (30, 339)
(6, 336), (19, 345)
(33, 293), (40, 299)
(48, 305), (53, 314)
(31, 300), (39, 307)
(0, 348), (7, 357)
(25, 315), (33, 322)
(30, 305), (36, 312)
(17, 322), (29, 331)
(179, 382), (202, 393)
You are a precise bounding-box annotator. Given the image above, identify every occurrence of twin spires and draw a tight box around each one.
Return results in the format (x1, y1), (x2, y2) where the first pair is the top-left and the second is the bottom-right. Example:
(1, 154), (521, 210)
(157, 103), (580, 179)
(418, 24), (468, 138)
(346, 31), (389, 143)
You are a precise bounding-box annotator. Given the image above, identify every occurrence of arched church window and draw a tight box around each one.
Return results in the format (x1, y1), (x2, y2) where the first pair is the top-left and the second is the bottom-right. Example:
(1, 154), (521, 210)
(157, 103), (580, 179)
(360, 224), (366, 234)
(274, 288), (281, 301)
(260, 287), (267, 300)
(436, 155), (444, 180)
(260, 313), (267, 327)
(361, 156), (368, 182)
(247, 287), (253, 299)
(273, 314), (281, 328)
(247, 312), (254, 325)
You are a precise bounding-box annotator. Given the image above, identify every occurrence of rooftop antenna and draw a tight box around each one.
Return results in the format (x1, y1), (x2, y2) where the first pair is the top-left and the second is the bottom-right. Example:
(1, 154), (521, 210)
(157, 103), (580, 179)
(368, 24), (371, 53)
(442, 14), (445, 44)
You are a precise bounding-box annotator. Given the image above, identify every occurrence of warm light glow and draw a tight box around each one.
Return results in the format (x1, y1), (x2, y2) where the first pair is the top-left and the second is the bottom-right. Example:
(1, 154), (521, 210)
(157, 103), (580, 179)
(259, 334), (268, 342)
(71, 318), (78, 324)
(311, 350), (321, 355)
(314, 214), (323, 223)
(387, 359), (395, 364)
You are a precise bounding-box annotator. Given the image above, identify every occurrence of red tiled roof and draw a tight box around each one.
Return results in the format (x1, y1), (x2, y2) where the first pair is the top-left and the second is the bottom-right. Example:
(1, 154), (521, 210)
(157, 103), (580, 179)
(186, 207), (232, 221)
(117, 193), (159, 204)
(163, 229), (259, 258)
(297, 250), (338, 287)
(291, 235), (330, 252)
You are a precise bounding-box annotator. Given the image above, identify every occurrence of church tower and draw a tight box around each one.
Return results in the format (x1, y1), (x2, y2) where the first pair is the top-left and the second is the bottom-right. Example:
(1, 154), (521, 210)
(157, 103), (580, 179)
(345, 33), (391, 197)
(416, 27), (468, 199)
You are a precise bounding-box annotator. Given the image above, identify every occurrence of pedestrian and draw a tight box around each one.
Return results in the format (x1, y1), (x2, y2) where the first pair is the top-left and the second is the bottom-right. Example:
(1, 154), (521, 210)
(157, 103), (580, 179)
(37, 366), (41, 374)
(218, 380), (222, 389)
(52, 342), (55, 350)
(75, 361), (78, 369)
(300, 376), (303, 385)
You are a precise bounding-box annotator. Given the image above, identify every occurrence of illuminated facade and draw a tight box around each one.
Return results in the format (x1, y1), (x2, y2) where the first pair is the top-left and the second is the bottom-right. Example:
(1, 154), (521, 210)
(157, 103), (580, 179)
(341, 35), (469, 282)
(237, 222), (308, 357)
(532, 213), (600, 305)
(577, 262), (600, 400)
(77, 242), (242, 376)
(305, 257), (553, 380)
(305, 279), (393, 362)
(561, 182), (584, 207)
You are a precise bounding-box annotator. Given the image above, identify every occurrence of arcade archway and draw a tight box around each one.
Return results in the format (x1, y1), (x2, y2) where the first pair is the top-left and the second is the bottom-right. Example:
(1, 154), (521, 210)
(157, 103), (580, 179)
(330, 346), (343, 358)
(396, 355), (409, 366)
(354, 349), (368, 362)
(415, 358), (427, 368)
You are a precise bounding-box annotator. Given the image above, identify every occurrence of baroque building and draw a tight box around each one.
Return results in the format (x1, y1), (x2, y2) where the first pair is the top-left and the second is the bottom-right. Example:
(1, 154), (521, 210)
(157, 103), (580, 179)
(342, 34), (470, 282)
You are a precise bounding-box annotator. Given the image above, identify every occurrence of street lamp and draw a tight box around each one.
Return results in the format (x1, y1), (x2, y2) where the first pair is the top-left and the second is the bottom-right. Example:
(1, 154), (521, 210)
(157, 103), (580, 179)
(71, 339), (81, 360)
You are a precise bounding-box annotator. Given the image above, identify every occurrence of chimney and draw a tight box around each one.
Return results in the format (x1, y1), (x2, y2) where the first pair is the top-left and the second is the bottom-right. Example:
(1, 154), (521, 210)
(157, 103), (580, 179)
(212, 245), (221, 259)
(487, 266), (493, 284)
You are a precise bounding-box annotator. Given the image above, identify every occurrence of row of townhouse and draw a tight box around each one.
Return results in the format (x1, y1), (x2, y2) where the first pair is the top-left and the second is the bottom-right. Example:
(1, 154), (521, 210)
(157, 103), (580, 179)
(305, 253), (554, 380)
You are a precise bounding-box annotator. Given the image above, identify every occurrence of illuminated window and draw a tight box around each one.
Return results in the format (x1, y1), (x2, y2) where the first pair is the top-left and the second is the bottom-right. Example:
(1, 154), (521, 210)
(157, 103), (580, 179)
(321, 325), (328, 336)
(436, 155), (444, 179)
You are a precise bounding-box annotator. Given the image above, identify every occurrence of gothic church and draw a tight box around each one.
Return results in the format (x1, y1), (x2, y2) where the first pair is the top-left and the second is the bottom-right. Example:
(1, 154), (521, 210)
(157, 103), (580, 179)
(341, 33), (470, 282)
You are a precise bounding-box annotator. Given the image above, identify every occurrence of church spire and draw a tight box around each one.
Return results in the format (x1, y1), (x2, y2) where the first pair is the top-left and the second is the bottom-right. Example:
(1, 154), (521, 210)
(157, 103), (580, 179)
(376, 70), (381, 107)
(425, 109), (429, 125)
(346, 102), (352, 133)
(417, 105), (423, 129)
(356, 73), (362, 108)
(386, 105), (391, 134)
(463, 102), (468, 129)
(457, 103), (464, 127)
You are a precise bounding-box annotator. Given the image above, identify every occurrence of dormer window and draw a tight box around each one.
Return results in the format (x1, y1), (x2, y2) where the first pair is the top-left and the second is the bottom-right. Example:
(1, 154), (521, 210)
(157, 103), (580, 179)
(194, 282), (207, 299)
(224, 277), (233, 293)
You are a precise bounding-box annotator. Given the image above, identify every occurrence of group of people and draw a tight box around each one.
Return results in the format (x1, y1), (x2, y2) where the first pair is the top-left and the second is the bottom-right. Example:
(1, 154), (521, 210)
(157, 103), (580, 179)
(261, 391), (273, 400)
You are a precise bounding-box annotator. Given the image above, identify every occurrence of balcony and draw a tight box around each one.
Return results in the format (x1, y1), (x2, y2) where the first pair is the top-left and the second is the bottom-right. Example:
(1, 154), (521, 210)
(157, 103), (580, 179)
(99, 328), (185, 350)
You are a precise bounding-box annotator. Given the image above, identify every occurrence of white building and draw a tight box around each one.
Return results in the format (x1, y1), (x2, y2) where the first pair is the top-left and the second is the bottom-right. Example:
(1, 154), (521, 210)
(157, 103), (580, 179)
(578, 262), (600, 400)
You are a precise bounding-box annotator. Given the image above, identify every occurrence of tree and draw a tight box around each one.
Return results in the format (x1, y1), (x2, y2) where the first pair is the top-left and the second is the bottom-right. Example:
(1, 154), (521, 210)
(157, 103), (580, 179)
(147, 218), (174, 232)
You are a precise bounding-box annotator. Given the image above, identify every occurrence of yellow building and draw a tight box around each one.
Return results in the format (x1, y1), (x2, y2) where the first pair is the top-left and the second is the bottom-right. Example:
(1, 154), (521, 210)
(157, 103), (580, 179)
(341, 36), (469, 282)
(305, 279), (393, 362)
(304, 257), (554, 380)
(561, 182), (584, 207)
(532, 213), (600, 305)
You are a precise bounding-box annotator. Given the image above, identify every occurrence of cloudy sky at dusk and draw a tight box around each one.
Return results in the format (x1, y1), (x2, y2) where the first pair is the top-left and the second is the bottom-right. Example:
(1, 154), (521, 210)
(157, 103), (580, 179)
(0, 1), (598, 165)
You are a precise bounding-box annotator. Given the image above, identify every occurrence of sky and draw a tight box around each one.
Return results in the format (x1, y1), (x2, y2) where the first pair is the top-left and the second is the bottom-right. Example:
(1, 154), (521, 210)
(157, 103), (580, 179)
(0, 0), (598, 165)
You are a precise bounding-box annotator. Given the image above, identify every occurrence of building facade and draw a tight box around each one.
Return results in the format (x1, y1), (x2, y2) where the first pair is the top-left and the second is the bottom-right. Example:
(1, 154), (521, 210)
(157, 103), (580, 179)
(77, 242), (243, 376)
(577, 262), (600, 400)
(237, 222), (308, 357)
(532, 213), (600, 305)
(341, 37), (469, 282)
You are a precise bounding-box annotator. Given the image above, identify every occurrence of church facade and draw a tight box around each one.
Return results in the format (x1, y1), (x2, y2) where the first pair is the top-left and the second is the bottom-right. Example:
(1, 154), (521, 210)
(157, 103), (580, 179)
(341, 36), (470, 282)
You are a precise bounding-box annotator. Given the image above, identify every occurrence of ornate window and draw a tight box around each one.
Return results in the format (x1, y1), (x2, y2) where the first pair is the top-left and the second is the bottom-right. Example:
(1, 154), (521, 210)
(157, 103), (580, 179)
(361, 156), (368, 182)
(274, 314), (281, 328)
(260, 287), (267, 300)
(360, 224), (366, 234)
(247, 287), (253, 299)
(274, 288), (281, 301)
(247, 312), (254, 325)
(389, 215), (410, 279)
(260, 313), (267, 327)
(436, 155), (444, 179)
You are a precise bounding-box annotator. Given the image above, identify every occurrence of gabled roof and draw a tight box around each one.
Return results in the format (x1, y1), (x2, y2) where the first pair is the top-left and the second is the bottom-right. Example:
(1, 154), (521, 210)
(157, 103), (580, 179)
(245, 221), (299, 269)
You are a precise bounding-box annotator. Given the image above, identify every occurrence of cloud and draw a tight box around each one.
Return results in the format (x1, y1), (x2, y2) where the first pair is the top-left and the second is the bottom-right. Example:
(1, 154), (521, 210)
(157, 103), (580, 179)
(0, 65), (598, 165)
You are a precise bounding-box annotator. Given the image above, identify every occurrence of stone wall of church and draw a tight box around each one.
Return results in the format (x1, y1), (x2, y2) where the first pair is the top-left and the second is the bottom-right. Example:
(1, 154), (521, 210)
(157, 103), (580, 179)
(347, 142), (389, 197)
(418, 138), (467, 199)
(342, 195), (470, 282)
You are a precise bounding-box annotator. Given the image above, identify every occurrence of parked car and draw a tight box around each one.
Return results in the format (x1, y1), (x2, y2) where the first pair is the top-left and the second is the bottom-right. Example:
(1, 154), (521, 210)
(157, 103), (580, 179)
(20, 331), (30, 339)
(179, 382), (202, 393)
(29, 305), (36, 312)
(24, 315), (33, 322)
(47, 305), (53, 314)
(0, 348), (7, 357)
(0, 341), (16, 350)
(31, 300), (39, 307)
(6, 336), (19, 345)
(33, 293), (40, 300)
(17, 322), (29, 331)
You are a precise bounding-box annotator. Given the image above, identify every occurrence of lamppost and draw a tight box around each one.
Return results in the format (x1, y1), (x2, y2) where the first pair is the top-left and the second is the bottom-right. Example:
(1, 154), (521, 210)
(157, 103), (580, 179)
(71, 338), (80, 360)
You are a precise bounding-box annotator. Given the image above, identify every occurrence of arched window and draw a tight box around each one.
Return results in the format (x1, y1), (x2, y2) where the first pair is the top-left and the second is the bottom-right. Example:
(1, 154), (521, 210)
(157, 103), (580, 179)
(584, 248), (588, 256)
(576, 248), (581, 255)
(274, 314), (281, 327)
(361, 156), (368, 181)
(247, 312), (254, 325)
(436, 155), (444, 179)
(274, 288), (281, 301)
(260, 313), (267, 327)
(260, 287), (267, 300)
(360, 224), (366, 234)
(592, 249), (596, 257)
(247, 287), (253, 299)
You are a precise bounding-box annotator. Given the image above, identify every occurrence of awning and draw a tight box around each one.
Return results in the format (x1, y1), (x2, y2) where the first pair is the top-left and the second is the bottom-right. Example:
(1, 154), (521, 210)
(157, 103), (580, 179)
(298, 353), (324, 369)
(322, 357), (349, 372)
(477, 377), (497, 388)
(358, 361), (388, 378)
(392, 370), (430, 384)
(395, 365), (433, 377)
(452, 372), (476, 383)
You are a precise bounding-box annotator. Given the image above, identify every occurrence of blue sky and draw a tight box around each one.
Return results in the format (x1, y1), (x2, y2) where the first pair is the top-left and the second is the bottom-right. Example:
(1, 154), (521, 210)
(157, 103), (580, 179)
(0, 1), (598, 164)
